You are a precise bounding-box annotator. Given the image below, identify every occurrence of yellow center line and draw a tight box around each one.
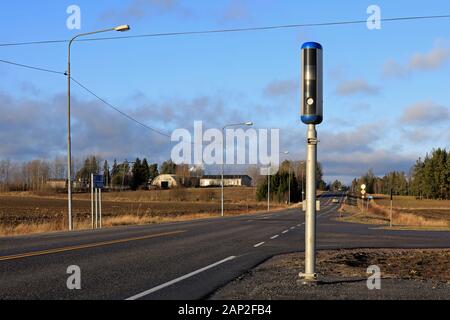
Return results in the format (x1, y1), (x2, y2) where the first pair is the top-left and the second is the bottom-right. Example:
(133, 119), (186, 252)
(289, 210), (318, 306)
(0, 230), (186, 262)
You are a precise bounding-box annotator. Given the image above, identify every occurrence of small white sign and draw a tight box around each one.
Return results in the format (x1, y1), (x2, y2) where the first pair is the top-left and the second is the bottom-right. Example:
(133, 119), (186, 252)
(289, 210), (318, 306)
(361, 184), (366, 190)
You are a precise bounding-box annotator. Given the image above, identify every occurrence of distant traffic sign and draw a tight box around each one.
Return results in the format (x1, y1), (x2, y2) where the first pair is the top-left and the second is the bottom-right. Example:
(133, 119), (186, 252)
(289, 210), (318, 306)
(93, 175), (104, 189)
(361, 184), (366, 190)
(361, 190), (366, 195)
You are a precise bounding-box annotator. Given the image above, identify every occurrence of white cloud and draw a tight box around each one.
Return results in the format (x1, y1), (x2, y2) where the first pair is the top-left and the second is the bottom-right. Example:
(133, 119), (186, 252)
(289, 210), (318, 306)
(335, 79), (380, 96)
(263, 79), (298, 98)
(100, 0), (191, 21)
(400, 101), (449, 125)
(220, 0), (250, 23)
(383, 43), (450, 78)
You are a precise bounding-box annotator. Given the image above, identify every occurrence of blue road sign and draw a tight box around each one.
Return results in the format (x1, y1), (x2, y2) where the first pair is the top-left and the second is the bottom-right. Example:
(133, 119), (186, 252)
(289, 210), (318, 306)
(93, 175), (104, 189)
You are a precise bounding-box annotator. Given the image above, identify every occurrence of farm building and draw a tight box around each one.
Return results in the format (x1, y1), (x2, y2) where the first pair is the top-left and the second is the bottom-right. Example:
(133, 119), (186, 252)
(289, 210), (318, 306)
(200, 175), (252, 187)
(151, 175), (180, 189)
(151, 174), (199, 189)
(45, 179), (66, 189)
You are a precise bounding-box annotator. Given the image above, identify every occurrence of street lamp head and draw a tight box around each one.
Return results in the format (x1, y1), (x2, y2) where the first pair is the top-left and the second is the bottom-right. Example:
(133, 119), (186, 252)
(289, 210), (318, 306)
(115, 25), (131, 32)
(284, 151), (290, 154)
(245, 121), (253, 126)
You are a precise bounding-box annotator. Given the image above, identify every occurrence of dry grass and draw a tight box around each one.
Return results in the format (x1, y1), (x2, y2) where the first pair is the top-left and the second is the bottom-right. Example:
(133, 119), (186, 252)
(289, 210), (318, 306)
(375, 195), (450, 209)
(0, 219), (91, 237)
(339, 198), (449, 228)
(12, 187), (259, 204)
(370, 201), (449, 227)
(0, 209), (266, 237)
(0, 187), (282, 237)
(101, 213), (219, 227)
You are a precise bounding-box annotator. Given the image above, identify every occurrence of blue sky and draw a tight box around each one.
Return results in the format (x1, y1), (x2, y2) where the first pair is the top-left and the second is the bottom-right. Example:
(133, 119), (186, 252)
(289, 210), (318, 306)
(0, 0), (449, 183)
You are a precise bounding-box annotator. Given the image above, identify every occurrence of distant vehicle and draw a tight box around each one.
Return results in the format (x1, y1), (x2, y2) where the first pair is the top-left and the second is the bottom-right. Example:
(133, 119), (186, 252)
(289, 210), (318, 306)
(332, 198), (340, 203)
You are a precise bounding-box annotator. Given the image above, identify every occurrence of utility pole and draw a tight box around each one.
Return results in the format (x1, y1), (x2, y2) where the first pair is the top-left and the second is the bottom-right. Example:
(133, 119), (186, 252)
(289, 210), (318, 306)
(299, 42), (323, 284)
(390, 188), (393, 228)
(221, 122), (253, 217)
(267, 162), (271, 212)
(66, 25), (130, 231)
(288, 165), (291, 205)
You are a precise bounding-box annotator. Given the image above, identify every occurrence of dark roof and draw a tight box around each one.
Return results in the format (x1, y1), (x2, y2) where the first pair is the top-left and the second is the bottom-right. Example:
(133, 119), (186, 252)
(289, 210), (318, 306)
(201, 175), (251, 180)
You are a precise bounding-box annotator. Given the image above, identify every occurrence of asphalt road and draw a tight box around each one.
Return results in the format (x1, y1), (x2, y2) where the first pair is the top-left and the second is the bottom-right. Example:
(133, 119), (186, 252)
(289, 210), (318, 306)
(0, 192), (449, 300)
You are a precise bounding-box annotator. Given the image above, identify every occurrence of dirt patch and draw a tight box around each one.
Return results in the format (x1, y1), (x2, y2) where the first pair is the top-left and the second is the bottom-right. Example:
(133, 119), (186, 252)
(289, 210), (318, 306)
(0, 192), (286, 236)
(212, 249), (450, 300)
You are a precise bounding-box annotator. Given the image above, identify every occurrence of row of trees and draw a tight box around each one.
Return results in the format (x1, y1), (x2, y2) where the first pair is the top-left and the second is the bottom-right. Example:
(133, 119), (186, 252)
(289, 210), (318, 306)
(0, 158), (65, 192)
(255, 160), (327, 203)
(64, 157), (202, 191)
(351, 148), (449, 199)
(75, 156), (160, 191)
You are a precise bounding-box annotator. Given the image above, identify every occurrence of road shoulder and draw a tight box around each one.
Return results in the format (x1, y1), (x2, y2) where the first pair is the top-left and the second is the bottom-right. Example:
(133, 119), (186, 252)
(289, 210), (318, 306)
(211, 248), (450, 300)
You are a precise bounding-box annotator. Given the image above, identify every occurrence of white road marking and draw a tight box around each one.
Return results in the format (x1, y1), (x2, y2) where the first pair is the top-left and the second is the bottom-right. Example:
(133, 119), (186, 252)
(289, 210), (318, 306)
(270, 235), (279, 240)
(290, 227), (295, 230)
(282, 230), (289, 234)
(125, 256), (237, 300)
(254, 242), (265, 248)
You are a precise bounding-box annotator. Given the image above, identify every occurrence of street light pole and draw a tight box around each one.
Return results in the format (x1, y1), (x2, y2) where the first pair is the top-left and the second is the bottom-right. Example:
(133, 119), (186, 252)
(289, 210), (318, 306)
(221, 121), (253, 217)
(283, 151), (290, 205)
(268, 151), (289, 212)
(66, 25), (130, 231)
(267, 163), (270, 212)
(288, 164), (291, 205)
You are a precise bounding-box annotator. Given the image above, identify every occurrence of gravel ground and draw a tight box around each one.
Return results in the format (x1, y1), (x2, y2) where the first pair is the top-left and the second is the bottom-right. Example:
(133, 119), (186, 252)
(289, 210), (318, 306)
(211, 249), (450, 300)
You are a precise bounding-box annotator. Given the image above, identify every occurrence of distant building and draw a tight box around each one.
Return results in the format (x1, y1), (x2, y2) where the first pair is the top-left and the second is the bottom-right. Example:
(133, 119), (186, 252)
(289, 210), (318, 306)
(151, 174), (199, 189)
(200, 175), (252, 187)
(151, 175), (179, 189)
(46, 179), (66, 190)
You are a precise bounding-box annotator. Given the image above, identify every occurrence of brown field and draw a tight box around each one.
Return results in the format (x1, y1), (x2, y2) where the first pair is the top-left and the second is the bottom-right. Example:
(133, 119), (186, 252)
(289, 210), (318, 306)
(339, 195), (450, 229)
(376, 195), (450, 210)
(0, 187), (285, 237)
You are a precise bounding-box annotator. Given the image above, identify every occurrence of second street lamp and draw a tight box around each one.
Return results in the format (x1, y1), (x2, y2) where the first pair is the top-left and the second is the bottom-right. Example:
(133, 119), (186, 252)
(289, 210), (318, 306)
(221, 121), (253, 217)
(66, 25), (130, 231)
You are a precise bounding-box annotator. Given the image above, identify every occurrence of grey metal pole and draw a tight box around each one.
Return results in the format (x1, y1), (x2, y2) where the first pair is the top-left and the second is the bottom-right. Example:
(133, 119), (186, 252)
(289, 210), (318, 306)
(288, 165), (291, 205)
(67, 41), (73, 231)
(91, 174), (94, 229)
(66, 26), (129, 231)
(220, 122), (253, 217)
(99, 188), (102, 228)
(302, 124), (317, 282)
(301, 163), (305, 202)
(390, 199), (393, 228)
(221, 127), (225, 217)
(267, 163), (270, 212)
(95, 188), (98, 229)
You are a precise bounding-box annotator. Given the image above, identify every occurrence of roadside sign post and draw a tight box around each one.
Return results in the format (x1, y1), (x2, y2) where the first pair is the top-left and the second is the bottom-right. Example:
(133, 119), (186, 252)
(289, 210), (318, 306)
(361, 184), (366, 213)
(390, 188), (393, 228)
(91, 174), (94, 229)
(299, 42), (323, 284)
(91, 174), (104, 229)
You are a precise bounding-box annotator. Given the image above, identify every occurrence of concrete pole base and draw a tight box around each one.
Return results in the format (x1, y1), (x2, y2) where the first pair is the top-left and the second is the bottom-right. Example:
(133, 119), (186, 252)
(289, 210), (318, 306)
(298, 273), (318, 286)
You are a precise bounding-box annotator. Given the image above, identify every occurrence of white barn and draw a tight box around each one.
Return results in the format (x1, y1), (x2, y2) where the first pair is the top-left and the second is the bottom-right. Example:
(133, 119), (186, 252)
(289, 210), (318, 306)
(200, 175), (252, 187)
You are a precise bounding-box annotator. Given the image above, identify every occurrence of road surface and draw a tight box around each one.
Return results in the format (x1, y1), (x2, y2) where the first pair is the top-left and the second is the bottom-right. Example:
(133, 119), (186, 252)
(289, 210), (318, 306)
(1, 193), (449, 300)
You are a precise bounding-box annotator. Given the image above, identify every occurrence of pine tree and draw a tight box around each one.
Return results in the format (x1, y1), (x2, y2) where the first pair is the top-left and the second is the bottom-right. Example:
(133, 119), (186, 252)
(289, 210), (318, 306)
(103, 160), (111, 187)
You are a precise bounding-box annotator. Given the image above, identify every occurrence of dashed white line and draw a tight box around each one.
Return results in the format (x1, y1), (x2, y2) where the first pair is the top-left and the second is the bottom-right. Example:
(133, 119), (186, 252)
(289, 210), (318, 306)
(125, 256), (236, 300)
(282, 230), (289, 234)
(254, 242), (265, 248)
(290, 227), (295, 230)
(270, 235), (279, 240)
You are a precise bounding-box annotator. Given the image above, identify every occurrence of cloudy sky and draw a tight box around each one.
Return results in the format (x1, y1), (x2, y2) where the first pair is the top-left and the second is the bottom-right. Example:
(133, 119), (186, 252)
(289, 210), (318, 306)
(0, 0), (449, 183)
